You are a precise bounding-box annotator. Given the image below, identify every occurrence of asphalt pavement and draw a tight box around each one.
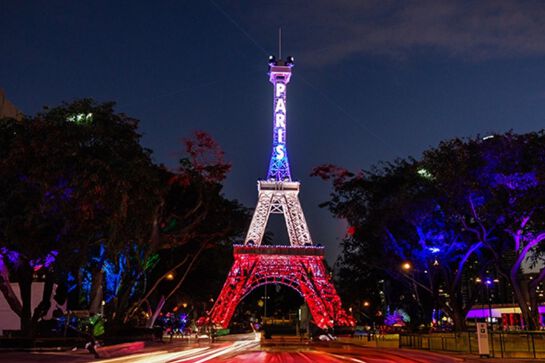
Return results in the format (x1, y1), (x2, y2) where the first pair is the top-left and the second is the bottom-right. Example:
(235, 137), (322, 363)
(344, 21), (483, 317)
(1, 334), (544, 363)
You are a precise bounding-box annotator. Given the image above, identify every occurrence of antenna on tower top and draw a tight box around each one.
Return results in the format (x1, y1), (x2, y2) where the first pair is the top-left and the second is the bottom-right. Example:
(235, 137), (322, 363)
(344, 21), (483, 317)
(278, 27), (282, 59)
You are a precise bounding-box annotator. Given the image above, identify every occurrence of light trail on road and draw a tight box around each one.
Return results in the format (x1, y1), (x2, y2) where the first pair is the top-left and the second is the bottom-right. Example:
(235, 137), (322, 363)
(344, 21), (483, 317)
(99, 346), (212, 363)
(97, 340), (260, 363)
(172, 341), (258, 363)
(22, 336), (473, 363)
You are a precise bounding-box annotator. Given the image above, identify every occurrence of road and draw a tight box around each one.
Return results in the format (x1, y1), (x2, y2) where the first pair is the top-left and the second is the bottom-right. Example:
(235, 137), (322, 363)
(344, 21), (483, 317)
(0, 336), (541, 363)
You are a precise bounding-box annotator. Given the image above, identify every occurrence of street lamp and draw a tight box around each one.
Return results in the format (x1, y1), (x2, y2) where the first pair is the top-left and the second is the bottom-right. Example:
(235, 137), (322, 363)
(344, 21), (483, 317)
(402, 262), (412, 271)
(484, 279), (494, 327)
(475, 277), (495, 328)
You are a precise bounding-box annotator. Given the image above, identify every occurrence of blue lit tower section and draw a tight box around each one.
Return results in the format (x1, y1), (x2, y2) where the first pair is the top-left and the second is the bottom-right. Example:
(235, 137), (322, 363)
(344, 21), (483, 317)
(267, 55), (294, 181)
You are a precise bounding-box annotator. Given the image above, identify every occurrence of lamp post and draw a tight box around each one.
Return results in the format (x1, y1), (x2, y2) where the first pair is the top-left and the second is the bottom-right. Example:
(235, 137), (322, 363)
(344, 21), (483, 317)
(476, 277), (495, 329)
(401, 261), (426, 322)
(485, 279), (493, 328)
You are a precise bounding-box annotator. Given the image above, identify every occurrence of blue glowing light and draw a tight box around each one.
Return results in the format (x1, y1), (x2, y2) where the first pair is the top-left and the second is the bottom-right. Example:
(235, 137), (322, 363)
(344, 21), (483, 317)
(492, 172), (538, 191)
(267, 60), (293, 181)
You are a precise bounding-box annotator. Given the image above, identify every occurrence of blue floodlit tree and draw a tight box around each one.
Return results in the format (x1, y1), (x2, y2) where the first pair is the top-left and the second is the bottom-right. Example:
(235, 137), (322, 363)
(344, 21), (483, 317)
(316, 131), (545, 331)
(422, 132), (545, 330)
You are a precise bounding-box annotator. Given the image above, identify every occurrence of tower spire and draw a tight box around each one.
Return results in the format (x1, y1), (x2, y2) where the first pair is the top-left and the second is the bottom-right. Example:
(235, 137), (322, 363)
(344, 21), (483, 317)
(278, 27), (282, 59)
(266, 53), (294, 181)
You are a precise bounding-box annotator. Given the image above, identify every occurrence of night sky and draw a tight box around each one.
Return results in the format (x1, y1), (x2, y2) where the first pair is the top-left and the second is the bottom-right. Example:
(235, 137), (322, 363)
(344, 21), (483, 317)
(2, 1), (545, 262)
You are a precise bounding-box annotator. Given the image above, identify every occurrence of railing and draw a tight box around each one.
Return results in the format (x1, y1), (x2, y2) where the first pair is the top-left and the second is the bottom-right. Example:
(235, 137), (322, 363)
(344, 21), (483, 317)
(339, 334), (400, 348)
(233, 245), (325, 256)
(400, 331), (545, 359)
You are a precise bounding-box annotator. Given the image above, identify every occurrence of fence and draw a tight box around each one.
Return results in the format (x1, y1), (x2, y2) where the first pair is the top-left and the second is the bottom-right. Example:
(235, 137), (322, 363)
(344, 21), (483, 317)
(400, 331), (545, 359)
(339, 334), (400, 348)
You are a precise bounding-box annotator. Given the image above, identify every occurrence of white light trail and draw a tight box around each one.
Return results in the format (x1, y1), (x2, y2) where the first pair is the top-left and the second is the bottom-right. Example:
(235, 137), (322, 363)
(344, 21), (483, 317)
(99, 347), (210, 363)
(176, 341), (257, 363)
(328, 352), (369, 363)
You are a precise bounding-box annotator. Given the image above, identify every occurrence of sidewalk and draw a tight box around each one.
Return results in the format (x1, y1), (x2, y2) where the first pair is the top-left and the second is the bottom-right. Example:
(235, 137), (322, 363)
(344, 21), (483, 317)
(454, 351), (545, 362)
(398, 348), (545, 362)
(338, 337), (545, 362)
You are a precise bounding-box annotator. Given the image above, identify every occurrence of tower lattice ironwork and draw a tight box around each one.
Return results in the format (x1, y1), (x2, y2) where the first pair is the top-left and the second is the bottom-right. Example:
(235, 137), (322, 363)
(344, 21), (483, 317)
(209, 56), (354, 329)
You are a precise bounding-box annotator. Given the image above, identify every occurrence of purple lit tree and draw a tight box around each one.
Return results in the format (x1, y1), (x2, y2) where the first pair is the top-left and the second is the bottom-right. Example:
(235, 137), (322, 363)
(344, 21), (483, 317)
(422, 132), (545, 330)
(315, 159), (482, 331)
(319, 131), (545, 331)
(0, 100), (163, 335)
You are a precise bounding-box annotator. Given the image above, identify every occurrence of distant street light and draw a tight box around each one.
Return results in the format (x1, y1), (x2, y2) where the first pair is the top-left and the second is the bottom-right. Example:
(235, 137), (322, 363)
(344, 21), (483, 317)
(402, 262), (412, 271)
(165, 272), (175, 281)
(363, 301), (370, 307)
(475, 276), (496, 328)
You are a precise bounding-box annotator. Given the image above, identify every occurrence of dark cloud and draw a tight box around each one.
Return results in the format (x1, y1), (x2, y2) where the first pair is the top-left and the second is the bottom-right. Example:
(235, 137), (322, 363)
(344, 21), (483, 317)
(237, 0), (545, 65)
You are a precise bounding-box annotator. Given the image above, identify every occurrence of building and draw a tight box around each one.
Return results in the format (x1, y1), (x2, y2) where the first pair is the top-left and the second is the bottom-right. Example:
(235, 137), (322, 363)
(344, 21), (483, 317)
(0, 89), (23, 120)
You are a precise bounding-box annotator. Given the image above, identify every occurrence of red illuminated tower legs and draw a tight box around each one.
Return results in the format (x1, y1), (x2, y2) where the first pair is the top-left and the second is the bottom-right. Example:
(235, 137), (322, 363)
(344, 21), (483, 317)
(209, 56), (354, 329)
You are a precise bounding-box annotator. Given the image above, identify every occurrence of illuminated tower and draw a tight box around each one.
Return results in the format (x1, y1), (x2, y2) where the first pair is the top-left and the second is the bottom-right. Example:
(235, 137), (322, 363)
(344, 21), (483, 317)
(244, 56), (312, 247)
(266, 55), (293, 181)
(209, 56), (353, 330)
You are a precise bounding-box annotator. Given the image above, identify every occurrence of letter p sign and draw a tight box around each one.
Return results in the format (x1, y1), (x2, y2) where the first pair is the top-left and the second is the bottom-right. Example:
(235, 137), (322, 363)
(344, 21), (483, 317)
(276, 83), (286, 97)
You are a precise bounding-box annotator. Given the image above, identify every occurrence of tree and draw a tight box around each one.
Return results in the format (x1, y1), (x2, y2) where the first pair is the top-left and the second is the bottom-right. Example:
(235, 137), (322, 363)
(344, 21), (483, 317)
(314, 160), (483, 331)
(121, 131), (249, 328)
(0, 99), (162, 335)
(317, 132), (545, 331)
(0, 101), (250, 336)
(422, 132), (545, 330)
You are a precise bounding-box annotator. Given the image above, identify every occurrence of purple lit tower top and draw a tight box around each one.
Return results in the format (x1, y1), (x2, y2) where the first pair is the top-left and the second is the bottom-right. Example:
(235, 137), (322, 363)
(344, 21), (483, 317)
(267, 55), (294, 181)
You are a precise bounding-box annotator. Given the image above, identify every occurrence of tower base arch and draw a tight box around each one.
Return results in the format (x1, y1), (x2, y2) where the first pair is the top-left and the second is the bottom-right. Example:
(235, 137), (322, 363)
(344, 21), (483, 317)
(209, 245), (354, 329)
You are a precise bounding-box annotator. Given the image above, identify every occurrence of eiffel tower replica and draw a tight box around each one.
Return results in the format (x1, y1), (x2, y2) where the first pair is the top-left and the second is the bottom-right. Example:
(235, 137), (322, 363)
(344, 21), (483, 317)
(210, 55), (354, 329)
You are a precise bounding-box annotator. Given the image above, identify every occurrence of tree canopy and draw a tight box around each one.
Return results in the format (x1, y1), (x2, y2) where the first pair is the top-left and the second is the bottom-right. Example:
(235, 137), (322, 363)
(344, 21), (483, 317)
(0, 100), (248, 335)
(316, 131), (545, 331)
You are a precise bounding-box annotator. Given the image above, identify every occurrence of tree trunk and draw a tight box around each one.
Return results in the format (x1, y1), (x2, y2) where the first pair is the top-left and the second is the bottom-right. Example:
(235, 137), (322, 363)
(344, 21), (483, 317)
(528, 287), (540, 330)
(146, 295), (165, 328)
(18, 266), (34, 336)
(123, 255), (190, 324)
(89, 269), (104, 314)
(451, 309), (466, 332)
(510, 274), (536, 330)
(31, 271), (54, 327)
(110, 276), (133, 327)
(449, 293), (467, 332)
(528, 268), (545, 330)
(0, 257), (22, 317)
(145, 245), (205, 328)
